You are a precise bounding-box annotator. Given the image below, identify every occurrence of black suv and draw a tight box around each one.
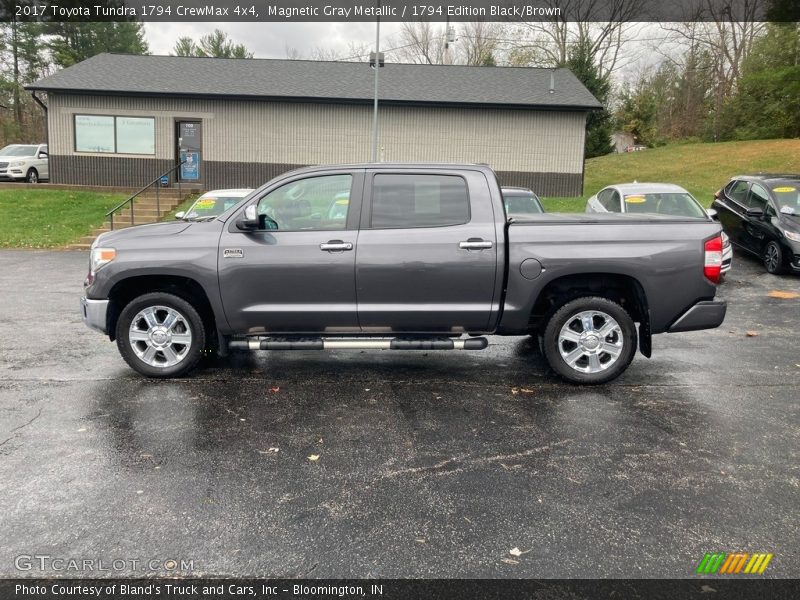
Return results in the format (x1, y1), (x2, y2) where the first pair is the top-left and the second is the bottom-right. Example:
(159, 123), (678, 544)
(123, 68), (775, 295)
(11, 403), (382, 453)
(712, 174), (800, 274)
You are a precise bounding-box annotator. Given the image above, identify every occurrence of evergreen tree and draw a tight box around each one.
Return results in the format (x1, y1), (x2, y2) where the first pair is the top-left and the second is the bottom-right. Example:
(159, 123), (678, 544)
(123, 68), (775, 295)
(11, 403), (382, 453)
(562, 41), (613, 158)
(45, 22), (148, 68)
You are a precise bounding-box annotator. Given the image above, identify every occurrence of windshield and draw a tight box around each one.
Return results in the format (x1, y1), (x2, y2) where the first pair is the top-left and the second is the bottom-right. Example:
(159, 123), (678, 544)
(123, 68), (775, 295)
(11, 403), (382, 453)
(769, 181), (800, 216)
(623, 192), (707, 218)
(0, 145), (38, 157)
(504, 192), (543, 215)
(183, 195), (248, 220)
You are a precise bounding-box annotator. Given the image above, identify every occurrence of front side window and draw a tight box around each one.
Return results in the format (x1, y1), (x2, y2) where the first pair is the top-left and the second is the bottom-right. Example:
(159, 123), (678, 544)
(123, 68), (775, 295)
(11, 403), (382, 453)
(747, 184), (770, 211)
(256, 174), (352, 231)
(74, 115), (155, 155)
(606, 190), (622, 212)
(371, 174), (470, 228)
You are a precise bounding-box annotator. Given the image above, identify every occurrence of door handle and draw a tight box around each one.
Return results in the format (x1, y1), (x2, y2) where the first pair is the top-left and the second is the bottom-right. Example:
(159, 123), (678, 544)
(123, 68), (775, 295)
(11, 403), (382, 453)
(320, 240), (353, 252)
(459, 239), (493, 250)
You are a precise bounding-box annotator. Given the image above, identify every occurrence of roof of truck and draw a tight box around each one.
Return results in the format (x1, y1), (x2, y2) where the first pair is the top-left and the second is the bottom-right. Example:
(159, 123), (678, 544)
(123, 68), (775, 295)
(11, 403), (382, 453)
(27, 53), (602, 110)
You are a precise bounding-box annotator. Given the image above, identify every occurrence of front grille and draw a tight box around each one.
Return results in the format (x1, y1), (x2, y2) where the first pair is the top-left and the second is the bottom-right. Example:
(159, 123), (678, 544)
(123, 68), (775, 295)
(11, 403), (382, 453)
(0, 162), (8, 169)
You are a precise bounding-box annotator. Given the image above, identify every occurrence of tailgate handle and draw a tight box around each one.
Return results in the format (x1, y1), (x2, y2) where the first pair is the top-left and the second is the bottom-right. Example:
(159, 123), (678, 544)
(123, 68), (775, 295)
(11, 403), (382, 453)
(320, 240), (353, 252)
(459, 239), (493, 250)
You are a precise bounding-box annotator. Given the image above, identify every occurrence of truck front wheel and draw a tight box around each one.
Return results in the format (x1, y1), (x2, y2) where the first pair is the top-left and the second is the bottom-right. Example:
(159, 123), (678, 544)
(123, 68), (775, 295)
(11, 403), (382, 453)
(116, 292), (206, 378)
(541, 296), (637, 385)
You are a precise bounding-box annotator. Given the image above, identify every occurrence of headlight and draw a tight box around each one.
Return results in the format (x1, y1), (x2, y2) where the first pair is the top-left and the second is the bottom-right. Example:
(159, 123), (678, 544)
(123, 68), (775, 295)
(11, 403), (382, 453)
(10, 161), (25, 167)
(783, 229), (800, 242)
(90, 247), (116, 273)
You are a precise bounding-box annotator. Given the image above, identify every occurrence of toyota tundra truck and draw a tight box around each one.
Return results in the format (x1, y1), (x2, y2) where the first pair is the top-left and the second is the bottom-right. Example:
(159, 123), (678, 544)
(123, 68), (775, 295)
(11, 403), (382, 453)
(81, 163), (727, 384)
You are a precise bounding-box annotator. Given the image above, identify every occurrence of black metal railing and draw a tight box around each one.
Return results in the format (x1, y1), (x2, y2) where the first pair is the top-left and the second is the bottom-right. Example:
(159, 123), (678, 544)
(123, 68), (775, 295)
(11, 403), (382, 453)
(106, 161), (186, 230)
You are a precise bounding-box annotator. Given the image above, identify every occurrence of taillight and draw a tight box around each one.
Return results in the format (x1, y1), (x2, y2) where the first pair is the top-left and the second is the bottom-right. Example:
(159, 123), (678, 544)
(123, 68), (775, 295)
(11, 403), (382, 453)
(704, 235), (723, 283)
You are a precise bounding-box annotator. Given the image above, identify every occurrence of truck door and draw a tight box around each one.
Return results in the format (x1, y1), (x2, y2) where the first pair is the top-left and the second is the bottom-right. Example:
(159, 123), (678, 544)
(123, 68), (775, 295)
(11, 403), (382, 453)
(355, 169), (498, 333)
(218, 171), (363, 334)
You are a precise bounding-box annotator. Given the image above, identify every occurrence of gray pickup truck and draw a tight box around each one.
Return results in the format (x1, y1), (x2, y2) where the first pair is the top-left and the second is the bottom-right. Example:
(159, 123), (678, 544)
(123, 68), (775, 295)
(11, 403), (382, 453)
(81, 163), (727, 384)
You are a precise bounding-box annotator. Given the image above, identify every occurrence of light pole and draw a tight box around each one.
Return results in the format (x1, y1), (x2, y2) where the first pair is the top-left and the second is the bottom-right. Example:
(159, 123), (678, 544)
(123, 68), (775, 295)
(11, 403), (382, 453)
(371, 1), (381, 162)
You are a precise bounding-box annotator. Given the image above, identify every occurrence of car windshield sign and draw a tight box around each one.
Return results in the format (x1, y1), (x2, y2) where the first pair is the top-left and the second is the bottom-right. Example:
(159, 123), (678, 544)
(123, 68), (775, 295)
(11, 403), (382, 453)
(771, 183), (800, 217)
(184, 196), (244, 220)
(624, 192), (706, 218)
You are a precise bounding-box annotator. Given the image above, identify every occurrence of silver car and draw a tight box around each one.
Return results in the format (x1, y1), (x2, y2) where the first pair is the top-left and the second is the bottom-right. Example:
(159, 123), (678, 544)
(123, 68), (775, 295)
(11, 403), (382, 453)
(586, 183), (732, 275)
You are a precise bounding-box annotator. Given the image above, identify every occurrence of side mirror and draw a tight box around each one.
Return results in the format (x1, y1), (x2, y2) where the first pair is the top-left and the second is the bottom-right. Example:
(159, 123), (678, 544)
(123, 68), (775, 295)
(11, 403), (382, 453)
(174, 211), (185, 220)
(38, 152), (48, 159)
(236, 205), (260, 230)
(746, 207), (764, 219)
(706, 208), (718, 220)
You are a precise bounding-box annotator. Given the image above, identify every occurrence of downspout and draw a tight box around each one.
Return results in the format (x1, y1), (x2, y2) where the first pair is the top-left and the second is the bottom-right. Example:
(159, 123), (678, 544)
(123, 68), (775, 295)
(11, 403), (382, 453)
(30, 90), (50, 182)
(30, 90), (48, 144)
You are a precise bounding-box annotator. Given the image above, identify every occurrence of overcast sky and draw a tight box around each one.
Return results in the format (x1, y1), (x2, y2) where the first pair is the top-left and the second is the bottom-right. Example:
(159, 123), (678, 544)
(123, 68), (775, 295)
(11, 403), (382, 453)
(143, 22), (405, 59)
(142, 22), (668, 84)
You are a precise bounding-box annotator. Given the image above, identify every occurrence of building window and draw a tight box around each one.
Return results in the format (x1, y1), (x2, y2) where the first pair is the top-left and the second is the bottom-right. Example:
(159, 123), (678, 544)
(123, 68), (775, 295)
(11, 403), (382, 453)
(370, 174), (470, 229)
(74, 115), (155, 155)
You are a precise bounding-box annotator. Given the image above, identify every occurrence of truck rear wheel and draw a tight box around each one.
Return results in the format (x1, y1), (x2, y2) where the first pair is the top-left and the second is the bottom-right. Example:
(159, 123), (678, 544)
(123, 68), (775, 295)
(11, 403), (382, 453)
(116, 292), (205, 378)
(541, 296), (636, 385)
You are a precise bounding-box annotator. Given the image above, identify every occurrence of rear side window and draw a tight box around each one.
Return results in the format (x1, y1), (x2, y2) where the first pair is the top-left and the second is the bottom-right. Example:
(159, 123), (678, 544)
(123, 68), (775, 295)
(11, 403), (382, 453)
(598, 188), (621, 212)
(370, 174), (470, 228)
(726, 180), (750, 205)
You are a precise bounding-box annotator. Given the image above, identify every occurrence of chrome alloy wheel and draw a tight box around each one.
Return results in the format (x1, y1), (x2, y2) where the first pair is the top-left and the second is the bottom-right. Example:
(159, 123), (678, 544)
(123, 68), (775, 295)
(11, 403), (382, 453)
(128, 305), (193, 368)
(557, 310), (624, 374)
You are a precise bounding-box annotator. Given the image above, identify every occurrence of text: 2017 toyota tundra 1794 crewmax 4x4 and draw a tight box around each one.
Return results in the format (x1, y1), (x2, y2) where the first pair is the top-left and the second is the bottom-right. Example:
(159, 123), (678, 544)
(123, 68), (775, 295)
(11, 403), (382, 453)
(81, 164), (727, 384)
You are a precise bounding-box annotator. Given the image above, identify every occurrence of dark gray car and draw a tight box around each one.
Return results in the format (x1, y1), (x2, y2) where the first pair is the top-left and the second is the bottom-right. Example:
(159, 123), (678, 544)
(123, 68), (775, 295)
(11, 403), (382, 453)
(81, 164), (726, 384)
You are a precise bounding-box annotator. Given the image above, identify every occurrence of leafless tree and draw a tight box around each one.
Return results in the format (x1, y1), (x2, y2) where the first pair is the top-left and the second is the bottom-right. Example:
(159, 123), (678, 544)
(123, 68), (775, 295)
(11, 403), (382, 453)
(393, 22), (447, 65)
(511, 0), (645, 77)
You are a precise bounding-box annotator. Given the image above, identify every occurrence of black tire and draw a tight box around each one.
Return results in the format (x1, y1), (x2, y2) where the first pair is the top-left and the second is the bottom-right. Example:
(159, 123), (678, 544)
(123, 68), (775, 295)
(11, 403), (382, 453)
(26, 168), (38, 184)
(541, 296), (637, 385)
(116, 292), (206, 378)
(763, 241), (785, 275)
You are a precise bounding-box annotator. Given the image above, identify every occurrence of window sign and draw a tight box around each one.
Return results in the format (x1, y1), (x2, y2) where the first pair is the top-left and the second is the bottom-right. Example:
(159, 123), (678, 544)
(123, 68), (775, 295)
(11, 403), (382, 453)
(116, 117), (155, 154)
(75, 115), (115, 153)
(74, 115), (155, 155)
(180, 151), (200, 181)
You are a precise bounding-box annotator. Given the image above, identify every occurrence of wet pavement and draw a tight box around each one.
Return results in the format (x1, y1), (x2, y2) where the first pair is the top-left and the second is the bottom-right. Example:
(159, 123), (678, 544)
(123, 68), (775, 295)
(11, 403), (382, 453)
(0, 249), (798, 578)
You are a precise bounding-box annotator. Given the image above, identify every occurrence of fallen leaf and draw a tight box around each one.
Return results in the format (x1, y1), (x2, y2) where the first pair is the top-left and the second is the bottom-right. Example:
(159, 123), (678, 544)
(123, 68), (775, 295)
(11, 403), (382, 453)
(768, 290), (799, 299)
(308, 454), (320, 461)
(700, 584), (717, 593)
(501, 558), (519, 565)
(239, 418), (246, 422)
(77, 428), (86, 432)
(511, 387), (535, 395)
(509, 547), (522, 556)
(745, 331), (759, 337)
(258, 448), (280, 454)
(270, 386), (280, 393)
(415, 538), (426, 544)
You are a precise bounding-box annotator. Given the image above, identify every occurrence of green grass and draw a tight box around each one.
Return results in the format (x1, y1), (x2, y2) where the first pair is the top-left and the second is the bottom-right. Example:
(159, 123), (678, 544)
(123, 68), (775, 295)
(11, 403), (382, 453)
(541, 138), (800, 212)
(0, 188), (126, 248)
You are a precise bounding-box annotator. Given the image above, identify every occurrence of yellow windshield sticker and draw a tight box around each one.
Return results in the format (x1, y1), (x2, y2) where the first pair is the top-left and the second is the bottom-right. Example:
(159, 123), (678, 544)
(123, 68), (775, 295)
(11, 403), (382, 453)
(196, 198), (216, 209)
(773, 187), (796, 193)
(335, 198), (349, 204)
(624, 195), (647, 204)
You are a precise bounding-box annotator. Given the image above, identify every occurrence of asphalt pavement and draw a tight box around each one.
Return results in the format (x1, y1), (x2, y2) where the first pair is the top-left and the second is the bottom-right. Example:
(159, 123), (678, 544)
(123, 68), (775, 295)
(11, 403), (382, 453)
(0, 248), (798, 578)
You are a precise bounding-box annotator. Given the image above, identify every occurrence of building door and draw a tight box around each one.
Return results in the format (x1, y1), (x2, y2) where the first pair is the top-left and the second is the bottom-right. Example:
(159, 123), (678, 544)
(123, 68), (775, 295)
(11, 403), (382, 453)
(176, 121), (201, 182)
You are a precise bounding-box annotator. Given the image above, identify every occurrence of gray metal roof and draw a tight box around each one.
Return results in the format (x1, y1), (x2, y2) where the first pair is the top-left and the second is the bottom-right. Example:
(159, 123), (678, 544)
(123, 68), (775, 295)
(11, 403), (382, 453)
(27, 53), (601, 110)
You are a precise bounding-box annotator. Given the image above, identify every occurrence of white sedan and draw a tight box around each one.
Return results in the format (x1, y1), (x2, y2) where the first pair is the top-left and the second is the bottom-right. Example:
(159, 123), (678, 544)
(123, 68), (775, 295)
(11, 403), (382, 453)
(586, 182), (732, 275)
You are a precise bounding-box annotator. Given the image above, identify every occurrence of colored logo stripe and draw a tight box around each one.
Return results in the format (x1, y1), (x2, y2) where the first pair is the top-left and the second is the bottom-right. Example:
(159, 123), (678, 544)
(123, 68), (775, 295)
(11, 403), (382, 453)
(696, 552), (773, 575)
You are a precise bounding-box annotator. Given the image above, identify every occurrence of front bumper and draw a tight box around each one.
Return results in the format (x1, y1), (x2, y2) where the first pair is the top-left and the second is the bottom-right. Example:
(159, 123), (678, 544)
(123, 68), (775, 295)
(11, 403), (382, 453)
(667, 301), (727, 333)
(81, 297), (109, 334)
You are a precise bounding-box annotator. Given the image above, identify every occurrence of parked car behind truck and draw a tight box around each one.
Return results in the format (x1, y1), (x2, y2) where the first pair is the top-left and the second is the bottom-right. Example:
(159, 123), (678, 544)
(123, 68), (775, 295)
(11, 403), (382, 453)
(0, 144), (48, 183)
(81, 163), (727, 385)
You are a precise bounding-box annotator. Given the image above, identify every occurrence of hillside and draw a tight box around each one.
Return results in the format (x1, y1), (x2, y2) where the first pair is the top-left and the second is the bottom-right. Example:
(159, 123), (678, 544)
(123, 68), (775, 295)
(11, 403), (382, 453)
(543, 139), (800, 212)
